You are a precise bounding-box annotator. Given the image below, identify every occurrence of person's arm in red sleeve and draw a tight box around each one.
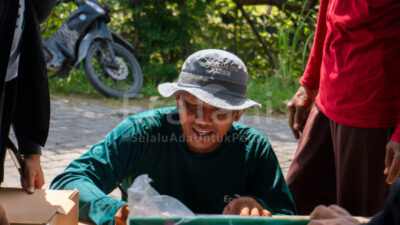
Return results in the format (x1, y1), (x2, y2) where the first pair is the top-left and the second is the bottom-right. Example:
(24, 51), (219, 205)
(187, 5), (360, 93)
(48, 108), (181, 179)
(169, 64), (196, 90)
(299, 0), (329, 90)
(390, 125), (400, 143)
(384, 124), (400, 184)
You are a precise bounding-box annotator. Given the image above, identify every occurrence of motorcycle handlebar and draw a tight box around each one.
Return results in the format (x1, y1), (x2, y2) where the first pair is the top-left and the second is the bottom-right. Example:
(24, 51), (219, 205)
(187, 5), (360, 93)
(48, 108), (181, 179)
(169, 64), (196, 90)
(102, 0), (112, 13)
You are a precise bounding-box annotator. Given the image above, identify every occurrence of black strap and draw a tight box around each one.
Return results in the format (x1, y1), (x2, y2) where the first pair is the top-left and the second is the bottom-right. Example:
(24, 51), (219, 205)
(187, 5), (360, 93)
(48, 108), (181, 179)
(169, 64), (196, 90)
(6, 137), (25, 177)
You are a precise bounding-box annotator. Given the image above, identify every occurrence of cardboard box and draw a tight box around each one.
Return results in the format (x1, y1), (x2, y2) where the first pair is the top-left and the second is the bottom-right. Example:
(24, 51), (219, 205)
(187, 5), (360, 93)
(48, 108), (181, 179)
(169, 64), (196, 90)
(0, 188), (79, 225)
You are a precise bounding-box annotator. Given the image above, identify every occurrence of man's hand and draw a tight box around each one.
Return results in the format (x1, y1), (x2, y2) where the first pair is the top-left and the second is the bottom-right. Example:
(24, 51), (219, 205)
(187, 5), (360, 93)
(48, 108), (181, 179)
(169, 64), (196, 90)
(287, 86), (316, 139)
(384, 140), (400, 184)
(21, 154), (44, 194)
(223, 197), (271, 216)
(115, 205), (130, 225)
(308, 205), (359, 225)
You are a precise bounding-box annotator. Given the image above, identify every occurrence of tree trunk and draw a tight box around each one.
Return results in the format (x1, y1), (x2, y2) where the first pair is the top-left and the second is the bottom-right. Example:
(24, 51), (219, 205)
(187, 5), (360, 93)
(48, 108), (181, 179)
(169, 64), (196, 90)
(132, 0), (140, 49)
(237, 4), (275, 66)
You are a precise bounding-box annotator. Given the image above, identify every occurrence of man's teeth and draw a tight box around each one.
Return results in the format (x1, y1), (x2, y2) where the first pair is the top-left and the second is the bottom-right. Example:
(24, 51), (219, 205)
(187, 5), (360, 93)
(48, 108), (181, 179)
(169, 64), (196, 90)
(194, 128), (212, 136)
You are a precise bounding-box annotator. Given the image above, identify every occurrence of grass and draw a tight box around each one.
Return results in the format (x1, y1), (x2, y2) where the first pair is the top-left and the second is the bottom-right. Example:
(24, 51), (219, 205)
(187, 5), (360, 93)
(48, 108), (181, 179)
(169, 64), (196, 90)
(48, 66), (97, 96)
(246, 77), (297, 116)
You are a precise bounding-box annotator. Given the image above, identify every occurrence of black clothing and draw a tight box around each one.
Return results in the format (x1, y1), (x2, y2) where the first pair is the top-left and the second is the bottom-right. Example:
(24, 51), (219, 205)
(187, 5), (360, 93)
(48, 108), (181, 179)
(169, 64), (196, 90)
(0, 0), (55, 182)
(367, 179), (400, 225)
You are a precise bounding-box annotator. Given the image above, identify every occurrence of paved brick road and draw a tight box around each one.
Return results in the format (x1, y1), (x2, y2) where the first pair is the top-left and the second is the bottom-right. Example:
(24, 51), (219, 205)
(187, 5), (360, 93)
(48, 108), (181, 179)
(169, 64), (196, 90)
(3, 99), (298, 196)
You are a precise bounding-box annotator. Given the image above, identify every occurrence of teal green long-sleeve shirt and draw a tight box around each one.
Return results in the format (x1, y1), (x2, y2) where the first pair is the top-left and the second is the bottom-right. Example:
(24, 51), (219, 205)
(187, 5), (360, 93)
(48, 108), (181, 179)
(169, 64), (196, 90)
(50, 107), (296, 224)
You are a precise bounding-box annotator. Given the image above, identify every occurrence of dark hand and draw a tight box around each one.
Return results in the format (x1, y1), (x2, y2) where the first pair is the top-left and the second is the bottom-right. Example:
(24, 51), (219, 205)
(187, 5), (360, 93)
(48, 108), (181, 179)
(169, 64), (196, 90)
(287, 86), (316, 139)
(384, 140), (400, 184)
(114, 205), (130, 225)
(308, 205), (359, 225)
(223, 197), (271, 216)
(21, 154), (44, 194)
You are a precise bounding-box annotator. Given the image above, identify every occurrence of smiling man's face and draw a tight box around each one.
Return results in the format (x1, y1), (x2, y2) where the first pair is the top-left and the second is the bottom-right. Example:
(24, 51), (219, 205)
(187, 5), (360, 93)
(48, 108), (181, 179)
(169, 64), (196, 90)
(175, 91), (244, 154)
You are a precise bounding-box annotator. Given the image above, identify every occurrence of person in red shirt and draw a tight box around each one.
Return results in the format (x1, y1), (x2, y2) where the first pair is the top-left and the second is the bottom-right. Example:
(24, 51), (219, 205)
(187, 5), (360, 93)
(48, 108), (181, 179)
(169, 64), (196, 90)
(286, 0), (400, 217)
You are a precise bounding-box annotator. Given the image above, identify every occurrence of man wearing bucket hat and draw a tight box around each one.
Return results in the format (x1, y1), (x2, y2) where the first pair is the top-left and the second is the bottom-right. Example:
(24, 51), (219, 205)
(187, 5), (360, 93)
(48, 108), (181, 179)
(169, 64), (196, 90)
(51, 49), (296, 225)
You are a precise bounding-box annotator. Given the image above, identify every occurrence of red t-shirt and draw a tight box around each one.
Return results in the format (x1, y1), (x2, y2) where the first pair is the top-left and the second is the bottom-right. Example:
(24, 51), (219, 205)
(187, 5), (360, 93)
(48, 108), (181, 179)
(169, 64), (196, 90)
(300, 0), (400, 142)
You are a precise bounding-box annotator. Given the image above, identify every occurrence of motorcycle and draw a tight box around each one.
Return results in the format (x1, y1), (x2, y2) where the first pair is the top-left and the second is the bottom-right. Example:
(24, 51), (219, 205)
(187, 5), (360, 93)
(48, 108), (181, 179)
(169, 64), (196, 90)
(43, 0), (143, 98)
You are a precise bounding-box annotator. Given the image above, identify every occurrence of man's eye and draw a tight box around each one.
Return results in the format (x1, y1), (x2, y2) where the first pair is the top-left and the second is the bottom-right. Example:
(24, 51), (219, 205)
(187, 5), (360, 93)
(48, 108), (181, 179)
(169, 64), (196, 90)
(218, 110), (229, 114)
(186, 103), (198, 109)
(216, 111), (229, 118)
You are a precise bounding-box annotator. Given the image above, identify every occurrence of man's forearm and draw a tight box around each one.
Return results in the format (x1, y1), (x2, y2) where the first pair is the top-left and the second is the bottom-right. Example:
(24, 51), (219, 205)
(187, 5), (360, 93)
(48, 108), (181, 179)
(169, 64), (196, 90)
(51, 173), (126, 224)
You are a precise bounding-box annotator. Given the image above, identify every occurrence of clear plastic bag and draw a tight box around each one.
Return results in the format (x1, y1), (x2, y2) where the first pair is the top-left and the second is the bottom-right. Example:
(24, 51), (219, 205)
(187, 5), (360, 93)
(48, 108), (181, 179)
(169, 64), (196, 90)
(127, 174), (195, 218)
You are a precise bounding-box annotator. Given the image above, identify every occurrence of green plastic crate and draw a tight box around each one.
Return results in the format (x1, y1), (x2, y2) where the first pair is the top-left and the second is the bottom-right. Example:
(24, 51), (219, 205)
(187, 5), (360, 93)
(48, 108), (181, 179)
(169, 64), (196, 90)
(130, 215), (310, 225)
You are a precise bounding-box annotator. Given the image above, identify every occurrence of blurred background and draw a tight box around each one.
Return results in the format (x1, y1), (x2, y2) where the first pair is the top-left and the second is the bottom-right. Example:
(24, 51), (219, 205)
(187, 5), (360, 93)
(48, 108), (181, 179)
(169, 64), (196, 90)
(41, 0), (318, 114)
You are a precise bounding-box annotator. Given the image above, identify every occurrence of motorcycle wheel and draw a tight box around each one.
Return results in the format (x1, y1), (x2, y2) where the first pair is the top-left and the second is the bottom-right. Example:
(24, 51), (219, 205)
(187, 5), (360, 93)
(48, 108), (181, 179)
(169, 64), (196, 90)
(84, 41), (143, 98)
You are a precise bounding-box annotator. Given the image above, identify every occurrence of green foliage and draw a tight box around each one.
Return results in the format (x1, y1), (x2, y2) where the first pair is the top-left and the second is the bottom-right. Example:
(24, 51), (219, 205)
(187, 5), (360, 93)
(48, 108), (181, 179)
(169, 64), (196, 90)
(41, 2), (77, 38)
(42, 0), (318, 113)
(246, 75), (300, 113)
(191, 1), (317, 111)
(130, 0), (210, 84)
(48, 67), (98, 96)
(275, 0), (316, 88)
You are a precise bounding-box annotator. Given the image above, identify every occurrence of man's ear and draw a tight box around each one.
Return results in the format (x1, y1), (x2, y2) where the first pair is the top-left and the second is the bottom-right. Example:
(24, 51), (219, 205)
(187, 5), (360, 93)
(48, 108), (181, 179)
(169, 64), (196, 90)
(175, 92), (181, 109)
(233, 109), (245, 121)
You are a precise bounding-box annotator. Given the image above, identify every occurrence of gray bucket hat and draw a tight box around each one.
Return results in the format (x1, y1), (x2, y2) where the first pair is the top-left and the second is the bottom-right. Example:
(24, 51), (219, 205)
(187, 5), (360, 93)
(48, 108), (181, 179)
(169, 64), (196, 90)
(158, 49), (261, 110)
